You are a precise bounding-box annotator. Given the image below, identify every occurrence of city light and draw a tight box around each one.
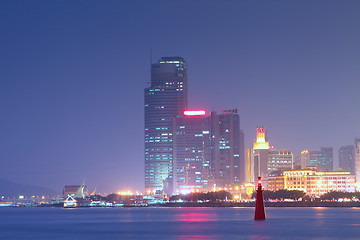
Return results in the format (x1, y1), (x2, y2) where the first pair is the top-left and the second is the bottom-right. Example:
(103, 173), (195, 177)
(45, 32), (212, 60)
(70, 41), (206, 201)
(180, 189), (191, 195)
(183, 110), (206, 116)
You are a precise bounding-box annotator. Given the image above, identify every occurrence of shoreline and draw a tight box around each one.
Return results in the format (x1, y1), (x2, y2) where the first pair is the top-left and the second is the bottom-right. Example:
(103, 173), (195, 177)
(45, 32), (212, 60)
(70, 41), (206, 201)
(155, 202), (360, 208)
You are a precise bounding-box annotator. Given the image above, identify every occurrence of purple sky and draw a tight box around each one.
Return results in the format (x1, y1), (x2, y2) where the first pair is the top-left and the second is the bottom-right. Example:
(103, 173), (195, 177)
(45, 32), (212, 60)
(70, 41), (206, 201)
(1, 0), (359, 194)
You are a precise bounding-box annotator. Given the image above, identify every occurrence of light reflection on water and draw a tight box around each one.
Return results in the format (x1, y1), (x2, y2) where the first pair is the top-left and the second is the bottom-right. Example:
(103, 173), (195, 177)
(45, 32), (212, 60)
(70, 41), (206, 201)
(1, 207), (360, 239)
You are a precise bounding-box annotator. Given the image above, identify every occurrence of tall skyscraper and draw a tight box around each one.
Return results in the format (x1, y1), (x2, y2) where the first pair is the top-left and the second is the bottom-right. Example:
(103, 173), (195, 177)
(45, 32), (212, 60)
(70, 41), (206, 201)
(144, 57), (188, 192)
(339, 145), (355, 174)
(354, 138), (360, 184)
(210, 109), (243, 187)
(172, 110), (211, 194)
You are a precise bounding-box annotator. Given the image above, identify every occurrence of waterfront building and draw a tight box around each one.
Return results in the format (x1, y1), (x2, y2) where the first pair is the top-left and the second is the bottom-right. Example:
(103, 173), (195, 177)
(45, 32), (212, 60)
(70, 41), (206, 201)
(339, 145), (355, 174)
(267, 149), (293, 173)
(172, 110), (211, 194)
(210, 109), (243, 188)
(355, 138), (360, 185)
(267, 172), (285, 191)
(268, 170), (355, 197)
(250, 126), (270, 183)
(144, 57), (188, 192)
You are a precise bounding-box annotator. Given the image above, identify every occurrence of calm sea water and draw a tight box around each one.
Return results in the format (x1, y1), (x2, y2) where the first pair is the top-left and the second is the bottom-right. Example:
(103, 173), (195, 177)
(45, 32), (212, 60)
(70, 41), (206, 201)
(1, 207), (360, 239)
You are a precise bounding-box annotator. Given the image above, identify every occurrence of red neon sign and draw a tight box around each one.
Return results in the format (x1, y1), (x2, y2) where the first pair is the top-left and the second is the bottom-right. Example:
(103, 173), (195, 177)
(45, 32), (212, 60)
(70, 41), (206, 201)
(183, 110), (206, 116)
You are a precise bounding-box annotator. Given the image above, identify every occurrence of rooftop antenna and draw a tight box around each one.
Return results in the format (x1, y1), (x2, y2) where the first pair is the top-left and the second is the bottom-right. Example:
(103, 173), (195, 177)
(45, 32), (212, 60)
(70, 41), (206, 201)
(146, 48), (153, 86)
(150, 48), (153, 69)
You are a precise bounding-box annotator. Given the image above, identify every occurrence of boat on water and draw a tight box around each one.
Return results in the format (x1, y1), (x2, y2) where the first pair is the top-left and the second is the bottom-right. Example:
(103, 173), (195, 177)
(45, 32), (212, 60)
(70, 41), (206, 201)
(64, 195), (77, 208)
(0, 202), (13, 207)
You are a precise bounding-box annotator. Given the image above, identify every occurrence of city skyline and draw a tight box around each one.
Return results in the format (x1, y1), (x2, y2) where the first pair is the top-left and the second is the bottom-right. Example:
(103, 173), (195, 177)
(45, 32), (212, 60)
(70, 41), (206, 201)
(1, 1), (360, 193)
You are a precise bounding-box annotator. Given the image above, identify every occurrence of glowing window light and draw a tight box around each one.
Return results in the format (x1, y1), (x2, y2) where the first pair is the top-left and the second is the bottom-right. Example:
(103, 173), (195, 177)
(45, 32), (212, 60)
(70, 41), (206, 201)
(183, 110), (206, 116)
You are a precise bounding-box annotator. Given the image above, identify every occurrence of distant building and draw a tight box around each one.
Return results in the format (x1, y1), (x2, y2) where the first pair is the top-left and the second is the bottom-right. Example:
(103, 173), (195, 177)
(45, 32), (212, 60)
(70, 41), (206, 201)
(144, 57), (188, 192)
(239, 130), (245, 183)
(245, 147), (252, 183)
(355, 138), (360, 185)
(172, 110), (211, 194)
(300, 150), (310, 169)
(211, 109), (243, 188)
(339, 145), (355, 174)
(250, 126), (270, 182)
(293, 152), (301, 169)
(308, 148), (333, 171)
(63, 185), (89, 198)
(267, 172), (285, 191)
(268, 170), (355, 197)
(267, 149), (293, 173)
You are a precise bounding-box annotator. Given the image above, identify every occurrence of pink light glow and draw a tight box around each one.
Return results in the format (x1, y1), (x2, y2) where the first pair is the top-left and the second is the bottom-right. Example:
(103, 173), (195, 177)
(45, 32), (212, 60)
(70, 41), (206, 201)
(183, 110), (206, 116)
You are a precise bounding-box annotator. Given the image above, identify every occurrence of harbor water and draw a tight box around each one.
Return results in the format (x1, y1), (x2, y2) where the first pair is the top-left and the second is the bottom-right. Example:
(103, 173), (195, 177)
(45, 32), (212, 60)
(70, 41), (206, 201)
(1, 207), (360, 239)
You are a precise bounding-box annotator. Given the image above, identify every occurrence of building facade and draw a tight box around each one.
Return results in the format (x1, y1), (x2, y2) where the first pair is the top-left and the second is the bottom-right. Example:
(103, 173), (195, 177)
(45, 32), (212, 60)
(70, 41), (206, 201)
(339, 145), (355, 174)
(250, 126), (270, 183)
(300, 150), (310, 169)
(172, 111), (211, 194)
(307, 148), (333, 171)
(267, 149), (293, 173)
(210, 109), (243, 188)
(268, 170), (355, 197)
(144, 57), (188, 192)
(355, 138), (360, 185)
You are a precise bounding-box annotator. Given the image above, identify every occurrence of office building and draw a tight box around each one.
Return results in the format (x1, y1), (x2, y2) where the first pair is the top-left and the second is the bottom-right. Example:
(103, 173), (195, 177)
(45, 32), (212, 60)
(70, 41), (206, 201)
(308, 148), (333, 171)
(355, 138), (360, 185)
(172, 110), (211, 194)
(144, 57), (188, 192)
(300, 150), (310, 169)
(267, 149), (293, 173)
(250, 126), (270, 182)
(210, 109), (243, 188)
(339, 145), (355, 174)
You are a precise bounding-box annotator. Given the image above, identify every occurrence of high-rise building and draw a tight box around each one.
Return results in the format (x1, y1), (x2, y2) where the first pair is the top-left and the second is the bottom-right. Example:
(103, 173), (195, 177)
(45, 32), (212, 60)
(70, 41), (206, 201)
(210, 109), (243, 187)
(172, 110), (211, 194)
(239, 130), (245, 183)
(250, 126), (270, 182)
(355, 138), (360, 184)
(308, 148), (333, 171)
(300, 150), (310, 169)
(339, 145), (355, 174)
(144, 57), (188, 192)
(267, 149), (293, 173)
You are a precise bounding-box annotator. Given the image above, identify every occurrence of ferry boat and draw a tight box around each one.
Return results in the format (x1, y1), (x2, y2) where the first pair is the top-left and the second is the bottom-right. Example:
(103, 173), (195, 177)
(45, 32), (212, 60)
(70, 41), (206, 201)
(64, 195), (77, 208)
(0, 202), (13, 207)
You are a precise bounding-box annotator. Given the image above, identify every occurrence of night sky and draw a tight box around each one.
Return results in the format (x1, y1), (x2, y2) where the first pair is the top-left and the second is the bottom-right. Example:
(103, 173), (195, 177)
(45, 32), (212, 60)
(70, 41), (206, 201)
(1, 1), (359, 193)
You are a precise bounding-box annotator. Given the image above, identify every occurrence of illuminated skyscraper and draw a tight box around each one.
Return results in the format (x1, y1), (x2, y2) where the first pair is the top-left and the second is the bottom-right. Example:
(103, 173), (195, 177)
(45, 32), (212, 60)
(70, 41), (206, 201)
(211, 109), (243, 187)
(172, 110), (211, 194)
(339, 145), (355, 174)
(251, 126), (270, 182)
(144, 57), (188, 192)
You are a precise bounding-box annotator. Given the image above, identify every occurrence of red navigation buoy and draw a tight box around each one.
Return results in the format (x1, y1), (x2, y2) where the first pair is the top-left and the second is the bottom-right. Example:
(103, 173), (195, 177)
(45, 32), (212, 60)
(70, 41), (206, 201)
(254, 177), (266, 220)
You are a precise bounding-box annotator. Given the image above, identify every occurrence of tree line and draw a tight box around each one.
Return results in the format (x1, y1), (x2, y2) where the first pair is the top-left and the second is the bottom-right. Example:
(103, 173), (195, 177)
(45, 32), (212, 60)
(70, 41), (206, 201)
(251, 189), (306, 200)
(170, 190), (232, 202)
